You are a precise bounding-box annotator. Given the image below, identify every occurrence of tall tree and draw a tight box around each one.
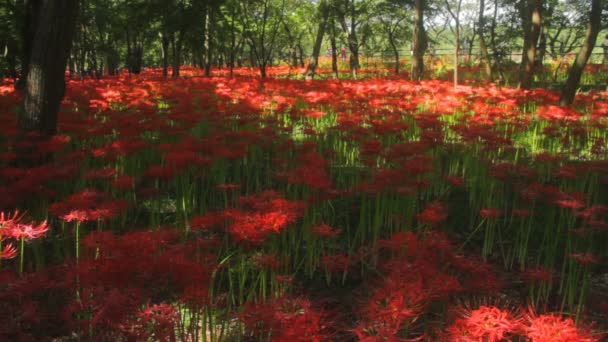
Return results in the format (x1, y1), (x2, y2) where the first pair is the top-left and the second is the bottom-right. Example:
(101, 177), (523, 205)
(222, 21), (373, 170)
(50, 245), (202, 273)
(518, 0), (543, 89)
(240, 0), (286, 78)
(305, 0), (329, 80)
(16, 0), (42, 89)
(559, 0), (603, 106)
(444, 0), (463, 87)
(411, 0), (427, 80)
(20, 0), (79, 137)
(336, 0), (363, 79)
(477, 0), (493, 79)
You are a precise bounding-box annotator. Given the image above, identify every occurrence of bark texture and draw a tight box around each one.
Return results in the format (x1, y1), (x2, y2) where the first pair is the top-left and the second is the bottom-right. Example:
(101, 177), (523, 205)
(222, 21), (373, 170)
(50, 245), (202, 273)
(21, 0), (79, 137)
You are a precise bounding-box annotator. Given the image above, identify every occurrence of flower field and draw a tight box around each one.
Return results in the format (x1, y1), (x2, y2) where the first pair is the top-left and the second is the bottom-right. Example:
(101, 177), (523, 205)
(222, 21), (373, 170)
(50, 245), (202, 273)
(1, 68), (607, 341)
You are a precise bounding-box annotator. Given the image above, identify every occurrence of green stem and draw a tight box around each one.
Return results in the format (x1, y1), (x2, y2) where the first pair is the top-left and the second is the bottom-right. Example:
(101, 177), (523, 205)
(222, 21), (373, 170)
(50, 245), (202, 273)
(19, 237), (25, 275)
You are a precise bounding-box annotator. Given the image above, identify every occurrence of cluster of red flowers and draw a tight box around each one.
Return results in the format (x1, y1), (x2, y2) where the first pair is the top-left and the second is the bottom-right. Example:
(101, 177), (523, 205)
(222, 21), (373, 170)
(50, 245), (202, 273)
(241, 296), (328, 341)
(0, 211), (49, 259)
(223, 190), (306, 244)
(445, 306), (598, 342)
(0, 229), (216, 340)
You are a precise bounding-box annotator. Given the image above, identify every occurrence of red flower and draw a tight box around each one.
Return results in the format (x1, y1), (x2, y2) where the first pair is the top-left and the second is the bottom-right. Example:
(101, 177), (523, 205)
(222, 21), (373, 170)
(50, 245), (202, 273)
(569, 252), (599, 265)
(480, 208), (501, 219)
(138, 303), (179, 341)
(240, 296), (327, 341)
(446, 305), (521, 342)
(311, 223), (341, 238)
(320, 253), (351, 273)
(190, 212), (224, 231)
(254, 253), (282, 271)
(10, 220), (49, 240)
(416, 201), (447, 225)
(525, 313), (597, 342)
(224, 191), (305, 244)
(521, 266), (554, 284)
(0, 243), (18, 259)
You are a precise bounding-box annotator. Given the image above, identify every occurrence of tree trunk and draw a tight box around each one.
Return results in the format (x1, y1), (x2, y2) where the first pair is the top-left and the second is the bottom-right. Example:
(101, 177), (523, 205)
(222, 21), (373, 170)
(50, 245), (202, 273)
(17, 0), (43, 90)
(204, 4), (214, 77)
(305, 0), (328, 80)
(161, 32), (169, 77)
(411, 0), (427, 80)
(454, 28), (459, 87)
(519, 0), (543, 89)
(172, 30), (184, 78)
(330, 19), (339, 79)
(536, 24), (546, 66)
(21, 0), (79, 137)
(340, 0), (360, 79)
(477, 0), (493, 80)
(297, 42), (305, 67)
(388, 31), (399, 74)
(559, 0), (602, 106)
(5, 39), (19, 81)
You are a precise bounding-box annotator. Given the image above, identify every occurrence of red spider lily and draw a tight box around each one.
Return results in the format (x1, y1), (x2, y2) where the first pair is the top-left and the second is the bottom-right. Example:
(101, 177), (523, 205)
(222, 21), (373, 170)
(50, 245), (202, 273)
(50, 189), (128, 223)
(85, 167), (117, 180)
(0, 210), (49, 241)
(190, 212), (225, 231)
(377, 231), (418, 253)
(0, 210), (26, 229)
(521, 266), (554, 284)
(416, 201), (448, 225)
(365, 285), (424, 326)
(320, 253), (351, 273)
(568, 252), (599, 265)
(446, 305), (521, 342)
(254, 253), (282, 271)
(444, 175), (465, 187)
(240, 296), (328, 342)
(217, 183), (240, 190)
(480, 208), (501, 219)
(9, 220), (49, 240)
(0, 243), (18, 259)
(274, 274), (294, 284)
(512, 208), (532, 218)
(137, 303), (179, 341)
(524, 313), (598, 342)
(111, 175), (136, 190)
(311, 223), (341, 238)
(223, 191), (305, 244)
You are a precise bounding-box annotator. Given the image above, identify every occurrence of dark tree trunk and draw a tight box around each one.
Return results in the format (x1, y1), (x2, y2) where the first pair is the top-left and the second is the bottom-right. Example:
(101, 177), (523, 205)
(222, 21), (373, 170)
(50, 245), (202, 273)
(388, 31), (399, 74)
(519, 0), (543, 89)
(5, 39), (19, 80)
(305, 0), (328, 80)
(161, 32), (170, 77)
(204, 4), (214, 77)
(297, 42), (305, 67)
(21, 0), (79, 138)
(106, 49), (119, 76)
(17, 0), (43, 90)
(228, 6), (236, 77)
(339, 0), (360, 79)
(330, 19), (339, 79)
(171, 31), (184, 78)
(559, 0), (602, 106)
(412, 0), (427, 80)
